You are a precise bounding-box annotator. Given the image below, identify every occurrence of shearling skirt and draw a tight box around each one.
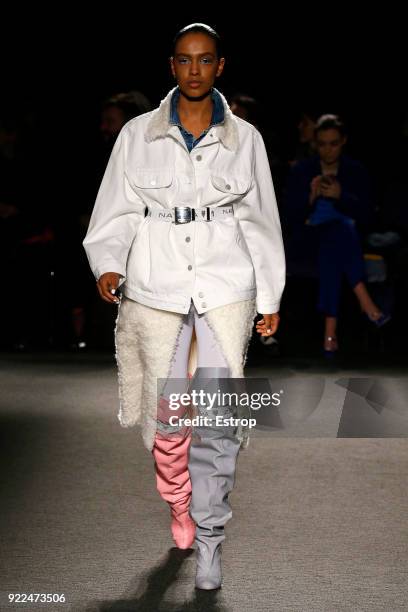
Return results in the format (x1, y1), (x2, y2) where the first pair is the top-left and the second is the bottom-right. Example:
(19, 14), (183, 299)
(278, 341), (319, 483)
(114, 295), (257, 451)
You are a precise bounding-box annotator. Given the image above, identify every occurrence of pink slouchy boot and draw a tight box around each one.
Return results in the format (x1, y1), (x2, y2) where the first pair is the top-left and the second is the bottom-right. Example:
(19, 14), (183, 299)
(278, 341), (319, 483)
(152, 419), (196, 549)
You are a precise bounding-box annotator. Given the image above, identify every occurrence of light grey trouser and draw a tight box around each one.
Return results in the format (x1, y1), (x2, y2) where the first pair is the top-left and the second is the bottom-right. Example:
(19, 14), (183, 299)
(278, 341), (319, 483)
(157, 299), (241, 550)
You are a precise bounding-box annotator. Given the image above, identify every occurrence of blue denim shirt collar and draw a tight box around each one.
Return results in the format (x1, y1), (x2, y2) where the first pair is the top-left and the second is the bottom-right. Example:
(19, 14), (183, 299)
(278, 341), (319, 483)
(170, 86), (225, 128)
(169, 87), (225, 153)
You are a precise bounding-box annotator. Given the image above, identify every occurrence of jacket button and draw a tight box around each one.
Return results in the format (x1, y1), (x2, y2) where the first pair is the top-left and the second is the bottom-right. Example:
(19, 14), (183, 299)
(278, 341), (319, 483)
(185, 236), (191, 242)
(201, 302), (207, 308)
(225, 184), (231, 190)
(198, 292), (204, 298)
(150, 179), (157, 186)
(196, 155), (202, 161)
(187, 265), (193, 271)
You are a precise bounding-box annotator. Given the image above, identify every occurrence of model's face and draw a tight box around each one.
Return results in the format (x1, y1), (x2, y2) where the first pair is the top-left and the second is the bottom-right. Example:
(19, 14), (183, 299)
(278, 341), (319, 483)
(170, 32), (225, 97)
(316, 128), (347, 163)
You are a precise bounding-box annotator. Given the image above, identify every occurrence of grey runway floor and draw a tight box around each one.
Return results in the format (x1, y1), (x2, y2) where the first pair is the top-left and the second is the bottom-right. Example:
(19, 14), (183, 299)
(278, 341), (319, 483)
(1, 351), (407, 612)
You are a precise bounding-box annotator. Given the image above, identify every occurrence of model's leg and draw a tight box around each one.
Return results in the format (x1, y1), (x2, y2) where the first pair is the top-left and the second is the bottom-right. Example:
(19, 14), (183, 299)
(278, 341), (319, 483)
(188, 304), (241, 589)
(152, 301), (196, 549)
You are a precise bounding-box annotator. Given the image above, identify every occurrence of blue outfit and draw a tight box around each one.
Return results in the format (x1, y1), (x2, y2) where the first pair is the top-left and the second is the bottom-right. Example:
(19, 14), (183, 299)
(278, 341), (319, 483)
(170, 86), (225, 152)
(307, 196), (354, 226)
(283, 154), (374, 316)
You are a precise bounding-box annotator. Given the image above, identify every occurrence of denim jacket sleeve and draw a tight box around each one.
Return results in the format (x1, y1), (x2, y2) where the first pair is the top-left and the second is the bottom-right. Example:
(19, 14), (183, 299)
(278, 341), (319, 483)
(82, 125), (146, 286)
(234, 129), (286, 314)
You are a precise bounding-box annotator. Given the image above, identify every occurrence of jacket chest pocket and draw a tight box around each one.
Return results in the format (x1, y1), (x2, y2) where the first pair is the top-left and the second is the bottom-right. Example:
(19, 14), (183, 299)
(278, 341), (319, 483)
(125, 167), (175, 207)
(208, 173), (252, 206)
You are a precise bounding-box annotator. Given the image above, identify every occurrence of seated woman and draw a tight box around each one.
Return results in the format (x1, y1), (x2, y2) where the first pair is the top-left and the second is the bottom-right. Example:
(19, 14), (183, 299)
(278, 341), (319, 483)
(283, 114), (390, 354)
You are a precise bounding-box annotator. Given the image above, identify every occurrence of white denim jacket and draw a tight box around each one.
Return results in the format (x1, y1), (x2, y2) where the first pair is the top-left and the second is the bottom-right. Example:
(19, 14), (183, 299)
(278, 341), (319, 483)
(83, 87), (286, 315)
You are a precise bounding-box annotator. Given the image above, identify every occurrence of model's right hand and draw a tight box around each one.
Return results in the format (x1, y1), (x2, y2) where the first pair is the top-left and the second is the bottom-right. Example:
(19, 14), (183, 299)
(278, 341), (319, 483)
(97, 272), (121, 304)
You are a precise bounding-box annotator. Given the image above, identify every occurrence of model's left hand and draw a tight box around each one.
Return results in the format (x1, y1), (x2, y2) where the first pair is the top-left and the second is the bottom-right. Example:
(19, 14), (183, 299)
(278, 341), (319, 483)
(256, 313), (280, 336)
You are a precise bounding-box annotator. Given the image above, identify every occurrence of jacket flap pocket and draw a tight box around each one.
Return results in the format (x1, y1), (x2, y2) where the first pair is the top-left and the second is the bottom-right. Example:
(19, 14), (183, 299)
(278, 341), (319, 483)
(126, 168), (173, 189)
(211, 174), (251, 195)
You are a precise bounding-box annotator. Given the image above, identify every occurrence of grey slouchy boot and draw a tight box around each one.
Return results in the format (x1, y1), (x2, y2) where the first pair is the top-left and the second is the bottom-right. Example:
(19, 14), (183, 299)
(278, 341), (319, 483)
(187, 367), (241, 590)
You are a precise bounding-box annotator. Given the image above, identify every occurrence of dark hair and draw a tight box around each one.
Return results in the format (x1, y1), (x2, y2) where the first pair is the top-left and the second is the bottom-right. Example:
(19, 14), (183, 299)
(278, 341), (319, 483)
(172, 23), (223, 58)
(102, 91), (152, 122)
(314, 114), (347, 137)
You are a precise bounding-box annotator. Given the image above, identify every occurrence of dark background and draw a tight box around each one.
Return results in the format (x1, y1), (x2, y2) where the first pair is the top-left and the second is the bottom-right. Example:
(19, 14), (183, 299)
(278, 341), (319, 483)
(3, 10), (407, 173)
(1, 10), (407, 357)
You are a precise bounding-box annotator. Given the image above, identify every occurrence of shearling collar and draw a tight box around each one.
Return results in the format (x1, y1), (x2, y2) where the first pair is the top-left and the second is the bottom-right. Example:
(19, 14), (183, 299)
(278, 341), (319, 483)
(145, 86), (239, 152)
